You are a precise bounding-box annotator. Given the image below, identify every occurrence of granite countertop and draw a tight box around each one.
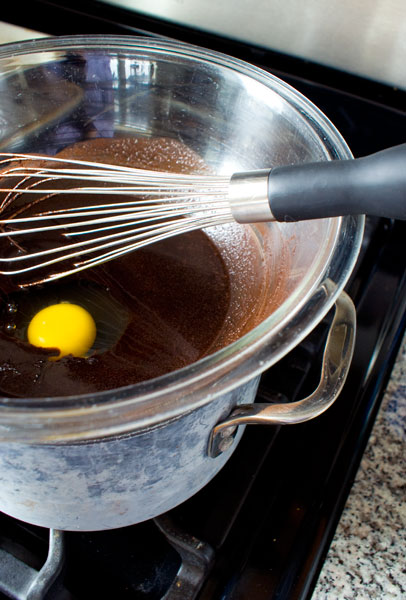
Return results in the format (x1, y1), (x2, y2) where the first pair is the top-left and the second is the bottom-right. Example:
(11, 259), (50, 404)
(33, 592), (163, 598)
(313, 332), (406, 599)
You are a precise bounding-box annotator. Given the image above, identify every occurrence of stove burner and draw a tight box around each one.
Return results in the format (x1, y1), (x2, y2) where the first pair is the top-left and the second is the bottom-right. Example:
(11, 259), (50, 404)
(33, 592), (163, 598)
(0, 514), (216, 600)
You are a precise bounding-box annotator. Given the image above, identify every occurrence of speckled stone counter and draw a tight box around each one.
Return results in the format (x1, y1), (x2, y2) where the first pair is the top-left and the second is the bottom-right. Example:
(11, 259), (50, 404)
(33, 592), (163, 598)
(312, 334), (406, 599)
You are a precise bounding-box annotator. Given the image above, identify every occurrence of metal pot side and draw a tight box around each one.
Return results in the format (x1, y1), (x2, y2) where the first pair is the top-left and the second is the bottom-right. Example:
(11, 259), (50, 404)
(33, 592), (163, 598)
(0, 379), (258, 530)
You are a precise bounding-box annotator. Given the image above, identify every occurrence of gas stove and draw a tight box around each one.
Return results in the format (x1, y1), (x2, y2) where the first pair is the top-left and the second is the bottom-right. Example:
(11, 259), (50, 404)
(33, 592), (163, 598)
(0, 3), (405, 599)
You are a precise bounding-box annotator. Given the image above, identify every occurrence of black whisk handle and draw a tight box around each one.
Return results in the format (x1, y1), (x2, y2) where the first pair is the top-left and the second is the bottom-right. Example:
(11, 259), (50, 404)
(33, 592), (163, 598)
(268, 143), (406, 221)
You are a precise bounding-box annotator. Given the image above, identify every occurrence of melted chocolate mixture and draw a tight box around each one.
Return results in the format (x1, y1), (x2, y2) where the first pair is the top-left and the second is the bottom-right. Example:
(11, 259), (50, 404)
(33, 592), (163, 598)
(0, 137), (276, 398)
(0, 138), (288, 398)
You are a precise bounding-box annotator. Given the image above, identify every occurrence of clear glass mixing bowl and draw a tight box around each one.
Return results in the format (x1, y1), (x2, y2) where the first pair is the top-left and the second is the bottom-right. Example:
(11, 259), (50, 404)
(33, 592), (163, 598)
(0, 36), (363, 442)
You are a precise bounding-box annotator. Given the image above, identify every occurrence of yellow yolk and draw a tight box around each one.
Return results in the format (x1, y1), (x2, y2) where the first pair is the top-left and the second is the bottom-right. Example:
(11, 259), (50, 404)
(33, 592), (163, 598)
(27, 303), (97, 359)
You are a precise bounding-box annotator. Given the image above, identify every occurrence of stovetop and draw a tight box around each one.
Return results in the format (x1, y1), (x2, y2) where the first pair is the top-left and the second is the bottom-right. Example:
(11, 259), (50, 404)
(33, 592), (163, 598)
(0, 3), (405, 599)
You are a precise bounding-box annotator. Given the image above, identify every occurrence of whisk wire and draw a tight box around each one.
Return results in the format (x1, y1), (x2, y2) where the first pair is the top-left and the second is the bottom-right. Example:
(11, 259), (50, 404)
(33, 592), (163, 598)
(1, 212), (232, 283)
(0, 152), (236, 286)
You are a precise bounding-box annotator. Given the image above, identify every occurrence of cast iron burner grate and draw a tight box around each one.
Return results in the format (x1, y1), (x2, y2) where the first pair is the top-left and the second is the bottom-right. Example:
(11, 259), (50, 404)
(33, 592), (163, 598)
(0, 514), (215, 600)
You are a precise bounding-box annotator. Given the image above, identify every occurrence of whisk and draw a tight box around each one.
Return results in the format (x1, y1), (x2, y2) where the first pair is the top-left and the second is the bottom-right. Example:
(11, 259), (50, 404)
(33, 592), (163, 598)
(0, 143), (405, 287)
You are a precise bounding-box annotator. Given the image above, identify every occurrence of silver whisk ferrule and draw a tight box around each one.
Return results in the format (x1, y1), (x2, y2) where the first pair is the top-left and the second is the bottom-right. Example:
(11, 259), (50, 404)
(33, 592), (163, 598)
(228, 169), (273, 223)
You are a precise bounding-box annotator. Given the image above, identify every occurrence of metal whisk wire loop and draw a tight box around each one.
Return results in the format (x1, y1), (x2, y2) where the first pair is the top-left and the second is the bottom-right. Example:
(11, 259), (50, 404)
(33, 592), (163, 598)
(0, 152), (232, 287)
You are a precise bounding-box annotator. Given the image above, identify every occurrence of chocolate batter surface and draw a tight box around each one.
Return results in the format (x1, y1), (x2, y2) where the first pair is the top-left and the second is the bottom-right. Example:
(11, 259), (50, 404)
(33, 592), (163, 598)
(0, 137), (282, 398)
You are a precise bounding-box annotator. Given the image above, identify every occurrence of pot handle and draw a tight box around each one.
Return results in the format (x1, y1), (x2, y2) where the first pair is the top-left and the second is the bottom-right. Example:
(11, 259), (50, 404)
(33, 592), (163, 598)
(208, 290), (356, 458)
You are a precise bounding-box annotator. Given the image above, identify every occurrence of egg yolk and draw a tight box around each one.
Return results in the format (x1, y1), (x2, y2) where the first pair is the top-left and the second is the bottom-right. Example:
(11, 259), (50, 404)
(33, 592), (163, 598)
(27, 303), (97, 359)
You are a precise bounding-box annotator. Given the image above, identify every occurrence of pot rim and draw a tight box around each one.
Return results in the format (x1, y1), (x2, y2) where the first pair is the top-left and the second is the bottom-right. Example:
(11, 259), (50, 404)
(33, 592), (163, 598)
(0, 35), (364, 442)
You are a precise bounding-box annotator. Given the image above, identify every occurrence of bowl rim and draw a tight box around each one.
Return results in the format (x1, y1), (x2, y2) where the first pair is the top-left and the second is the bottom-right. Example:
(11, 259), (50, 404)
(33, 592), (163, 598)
(0, 35), (364, 442)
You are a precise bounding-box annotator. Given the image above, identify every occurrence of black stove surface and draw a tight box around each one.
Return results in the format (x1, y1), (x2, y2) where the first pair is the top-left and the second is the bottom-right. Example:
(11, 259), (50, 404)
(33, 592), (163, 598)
(1, 3), (406, 599)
